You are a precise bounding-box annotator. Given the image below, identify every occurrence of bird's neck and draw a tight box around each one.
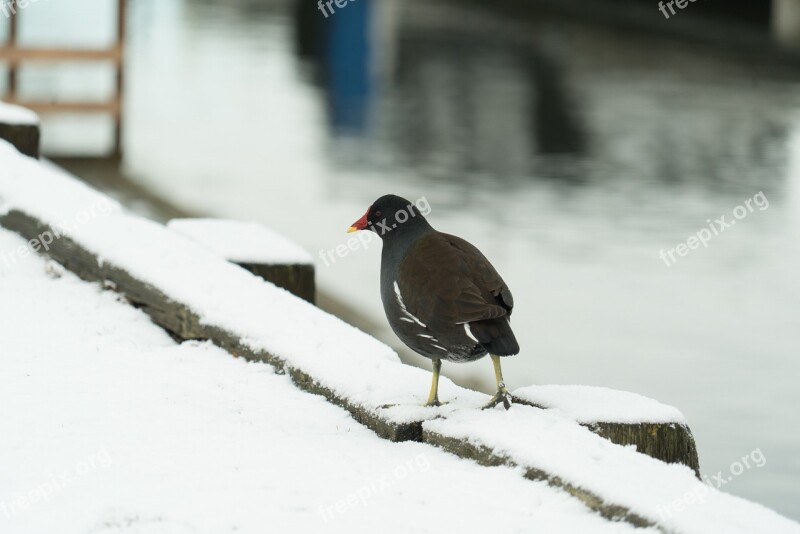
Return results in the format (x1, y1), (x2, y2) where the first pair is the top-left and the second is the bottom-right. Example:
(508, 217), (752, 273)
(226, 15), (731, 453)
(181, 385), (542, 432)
(380, 222), (434, 279)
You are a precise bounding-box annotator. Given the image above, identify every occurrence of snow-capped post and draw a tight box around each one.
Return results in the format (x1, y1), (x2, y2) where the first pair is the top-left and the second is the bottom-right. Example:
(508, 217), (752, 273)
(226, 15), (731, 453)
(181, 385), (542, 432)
(512, 386), (700, 477)
(0, 101), (40, 159)
(167, 218), (316, 303)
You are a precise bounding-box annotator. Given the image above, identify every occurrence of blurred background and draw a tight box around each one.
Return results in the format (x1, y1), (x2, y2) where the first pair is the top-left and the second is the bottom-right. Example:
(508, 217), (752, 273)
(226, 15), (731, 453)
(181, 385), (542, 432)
(1, 0), (798, 520)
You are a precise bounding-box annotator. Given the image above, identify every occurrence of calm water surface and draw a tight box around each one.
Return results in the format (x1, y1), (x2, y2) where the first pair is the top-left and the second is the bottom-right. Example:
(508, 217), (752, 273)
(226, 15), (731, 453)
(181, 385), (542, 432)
(9, 0), (800, 519)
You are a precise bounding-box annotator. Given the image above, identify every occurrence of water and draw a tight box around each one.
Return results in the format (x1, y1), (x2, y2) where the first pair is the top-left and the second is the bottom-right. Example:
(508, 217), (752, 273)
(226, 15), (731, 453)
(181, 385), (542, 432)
(8, 0), (799, 519)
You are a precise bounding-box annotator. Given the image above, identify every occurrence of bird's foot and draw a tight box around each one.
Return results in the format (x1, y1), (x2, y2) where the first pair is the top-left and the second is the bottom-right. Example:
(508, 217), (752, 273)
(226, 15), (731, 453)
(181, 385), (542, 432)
(482, 387), (512, 410)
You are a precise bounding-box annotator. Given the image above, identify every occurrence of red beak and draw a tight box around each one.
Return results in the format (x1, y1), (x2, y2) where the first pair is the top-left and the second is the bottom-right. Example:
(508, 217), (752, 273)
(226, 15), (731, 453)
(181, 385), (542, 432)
(347, 207), (370, 233)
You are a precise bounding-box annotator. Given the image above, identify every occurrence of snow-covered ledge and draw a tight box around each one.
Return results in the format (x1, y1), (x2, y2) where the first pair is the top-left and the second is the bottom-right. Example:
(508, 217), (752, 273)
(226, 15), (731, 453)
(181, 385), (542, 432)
(514, 385), (700, 476)
(168, 218), (315, 303)
(0, 140), (797, 534)
(0, 101), (40, 159)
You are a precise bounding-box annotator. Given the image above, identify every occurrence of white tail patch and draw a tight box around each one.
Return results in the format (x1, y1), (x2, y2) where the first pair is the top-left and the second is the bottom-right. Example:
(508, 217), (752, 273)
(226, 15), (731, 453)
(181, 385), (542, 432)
(463, 323), (479, 343)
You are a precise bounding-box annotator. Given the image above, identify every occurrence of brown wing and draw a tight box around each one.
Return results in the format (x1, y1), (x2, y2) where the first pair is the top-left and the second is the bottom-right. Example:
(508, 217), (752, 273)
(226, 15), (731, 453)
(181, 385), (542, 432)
(397, 232), (513, 332)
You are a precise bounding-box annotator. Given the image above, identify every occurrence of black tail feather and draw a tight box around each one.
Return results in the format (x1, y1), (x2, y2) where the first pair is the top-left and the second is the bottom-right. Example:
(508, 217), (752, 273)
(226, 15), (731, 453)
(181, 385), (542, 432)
(470, 316), (519, 356)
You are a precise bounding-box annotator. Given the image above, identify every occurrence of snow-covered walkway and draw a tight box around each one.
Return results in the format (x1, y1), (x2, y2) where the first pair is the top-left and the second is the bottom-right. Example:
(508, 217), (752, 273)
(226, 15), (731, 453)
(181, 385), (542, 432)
(0, 228), (647, 533)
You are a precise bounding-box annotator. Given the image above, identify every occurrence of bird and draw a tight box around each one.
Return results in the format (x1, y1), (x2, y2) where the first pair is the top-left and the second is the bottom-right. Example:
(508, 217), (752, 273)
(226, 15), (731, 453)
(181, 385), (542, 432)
(348, 194), (519, 409)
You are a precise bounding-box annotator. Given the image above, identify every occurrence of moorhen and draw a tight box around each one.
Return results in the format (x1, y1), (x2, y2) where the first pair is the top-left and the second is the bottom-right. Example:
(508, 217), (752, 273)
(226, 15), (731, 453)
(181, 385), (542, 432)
(348, 194), (519, 409)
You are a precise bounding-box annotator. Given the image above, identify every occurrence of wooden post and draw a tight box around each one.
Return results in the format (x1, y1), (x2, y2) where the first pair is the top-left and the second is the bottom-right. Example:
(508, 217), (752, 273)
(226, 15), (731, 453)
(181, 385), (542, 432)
(7, 1), (18, 102)
(0, 0), (126, 156)
(236, 262), (315, 304)
(512, 386), (701, 477)
(0, 102), (40, 158)
(587, 422), (699, 476)
(166, 218), (316, 304)
(113, 0), (126, 156)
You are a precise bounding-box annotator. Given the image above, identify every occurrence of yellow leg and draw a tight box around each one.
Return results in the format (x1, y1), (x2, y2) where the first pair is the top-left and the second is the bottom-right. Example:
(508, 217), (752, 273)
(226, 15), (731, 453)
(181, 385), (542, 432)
(426, 358), (442, 407)
(491, 354), (506, 391)
(483, 355), (512, 410)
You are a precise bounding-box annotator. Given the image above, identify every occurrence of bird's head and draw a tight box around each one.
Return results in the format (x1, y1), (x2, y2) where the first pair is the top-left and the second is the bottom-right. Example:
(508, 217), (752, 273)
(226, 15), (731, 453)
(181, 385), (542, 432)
(348, 194), (430, 239)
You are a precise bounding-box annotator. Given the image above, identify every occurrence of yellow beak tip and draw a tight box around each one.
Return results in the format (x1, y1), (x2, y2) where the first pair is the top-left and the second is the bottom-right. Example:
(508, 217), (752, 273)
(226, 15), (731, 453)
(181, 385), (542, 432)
(347, 226), (359, 234)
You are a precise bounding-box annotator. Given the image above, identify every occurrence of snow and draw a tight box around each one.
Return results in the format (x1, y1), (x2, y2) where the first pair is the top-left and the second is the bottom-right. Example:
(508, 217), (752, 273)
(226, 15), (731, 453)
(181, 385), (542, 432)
(0, 101), (39, 125)
(513, 385), (687, 425)
(1, 140), (798, 533)
(423, 409), (800, 534)
(0, 227), (648, 534)
(167, 218), (313, 265)
(0, 140), (448, 425)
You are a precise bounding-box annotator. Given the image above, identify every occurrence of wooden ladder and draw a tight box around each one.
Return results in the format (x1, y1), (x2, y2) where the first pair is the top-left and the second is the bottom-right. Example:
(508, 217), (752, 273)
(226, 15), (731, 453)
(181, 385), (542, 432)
(0, 0), (126, 156)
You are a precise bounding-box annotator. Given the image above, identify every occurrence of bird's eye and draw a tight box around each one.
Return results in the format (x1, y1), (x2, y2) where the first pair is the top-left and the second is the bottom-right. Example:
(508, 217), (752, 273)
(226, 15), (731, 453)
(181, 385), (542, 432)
(374, 210), (382, 218)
